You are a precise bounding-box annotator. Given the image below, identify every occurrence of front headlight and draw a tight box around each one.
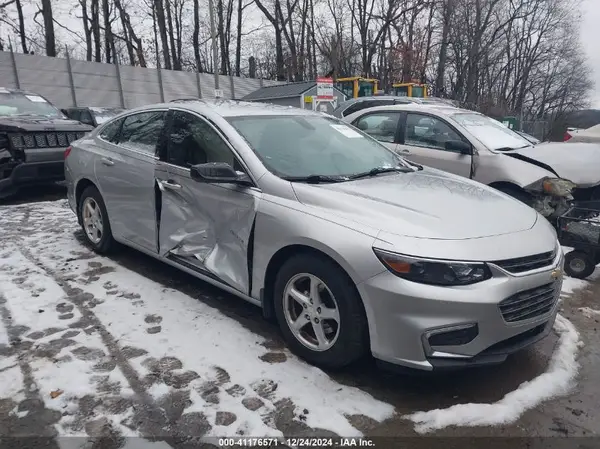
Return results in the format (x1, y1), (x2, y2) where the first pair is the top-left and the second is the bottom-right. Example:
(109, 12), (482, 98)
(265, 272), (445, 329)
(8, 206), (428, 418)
(527, 177), (576, 197)
(373, 249), (492, 286)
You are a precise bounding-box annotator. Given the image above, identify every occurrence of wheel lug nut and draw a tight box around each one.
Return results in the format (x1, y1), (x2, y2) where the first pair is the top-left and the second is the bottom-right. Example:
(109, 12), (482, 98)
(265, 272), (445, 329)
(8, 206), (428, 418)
(310, 299), (313, 304)
(317, 307), (321, 313)
(314, 318), (319, 323)
(305, 314), (310, 320)
(303, 303), (307, 308)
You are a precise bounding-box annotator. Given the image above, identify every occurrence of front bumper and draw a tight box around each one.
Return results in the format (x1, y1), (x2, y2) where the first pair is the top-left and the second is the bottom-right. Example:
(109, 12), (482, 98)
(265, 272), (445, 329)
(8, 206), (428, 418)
(358, 250), (563, 371)
(0, 160), (65, 195)
(0, 147), (67, 196)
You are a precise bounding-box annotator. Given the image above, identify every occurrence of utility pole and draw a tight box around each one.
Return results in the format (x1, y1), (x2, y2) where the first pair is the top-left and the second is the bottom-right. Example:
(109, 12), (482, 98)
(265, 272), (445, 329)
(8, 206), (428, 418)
(207, 0), (221, 97)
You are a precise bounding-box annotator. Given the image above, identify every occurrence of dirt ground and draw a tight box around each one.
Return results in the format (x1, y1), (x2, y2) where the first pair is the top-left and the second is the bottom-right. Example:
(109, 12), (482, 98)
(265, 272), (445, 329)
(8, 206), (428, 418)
(0, 187), (599, 449)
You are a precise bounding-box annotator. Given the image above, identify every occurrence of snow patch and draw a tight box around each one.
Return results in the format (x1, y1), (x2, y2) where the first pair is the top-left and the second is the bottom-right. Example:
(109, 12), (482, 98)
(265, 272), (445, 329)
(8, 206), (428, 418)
(561, 276), (590, 295)
(1, 199), (395, 438)
(578, 307), (600, 318)
(0, 313), (9, 346)
(0, 358), (23, 398)
(405, 314), (581, 433)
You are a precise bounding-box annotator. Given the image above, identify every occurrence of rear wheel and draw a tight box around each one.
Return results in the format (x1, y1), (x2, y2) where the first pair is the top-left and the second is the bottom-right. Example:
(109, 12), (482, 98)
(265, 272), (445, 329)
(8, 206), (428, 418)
(273, 254), (369, 369)
(564, 250), (595, 279)
(78, 186), (115, 254)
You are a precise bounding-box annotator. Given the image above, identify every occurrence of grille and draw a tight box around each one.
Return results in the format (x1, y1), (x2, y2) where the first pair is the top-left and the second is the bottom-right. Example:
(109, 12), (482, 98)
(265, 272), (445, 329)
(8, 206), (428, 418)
(499, 282), (559, 323)
(9, 132), (86, 149)
(492, 249), (556, 274)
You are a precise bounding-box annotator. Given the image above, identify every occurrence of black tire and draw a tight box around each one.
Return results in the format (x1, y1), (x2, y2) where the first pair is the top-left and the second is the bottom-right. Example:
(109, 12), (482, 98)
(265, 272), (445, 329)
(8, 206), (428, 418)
(564, 250), (595, 279)
(77, 185), (115, 254)
(273, 253), (369, 369)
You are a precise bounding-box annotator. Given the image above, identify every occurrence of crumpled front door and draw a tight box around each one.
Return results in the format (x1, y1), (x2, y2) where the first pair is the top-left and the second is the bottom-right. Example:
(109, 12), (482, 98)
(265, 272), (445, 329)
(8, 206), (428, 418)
(156, 162), (260, 294)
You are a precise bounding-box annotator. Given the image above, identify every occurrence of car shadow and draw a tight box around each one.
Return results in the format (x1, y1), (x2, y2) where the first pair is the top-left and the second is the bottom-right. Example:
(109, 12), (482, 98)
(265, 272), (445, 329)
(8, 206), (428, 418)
(0, 183), (67, 206)
(72, 229), (554, 418)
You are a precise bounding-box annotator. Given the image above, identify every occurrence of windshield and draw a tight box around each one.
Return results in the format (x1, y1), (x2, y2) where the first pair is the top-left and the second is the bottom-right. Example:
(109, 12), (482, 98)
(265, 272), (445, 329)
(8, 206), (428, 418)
(452, 112), (531, 151)
(226, 115), (408, 178)
(0, 92), (65, 118)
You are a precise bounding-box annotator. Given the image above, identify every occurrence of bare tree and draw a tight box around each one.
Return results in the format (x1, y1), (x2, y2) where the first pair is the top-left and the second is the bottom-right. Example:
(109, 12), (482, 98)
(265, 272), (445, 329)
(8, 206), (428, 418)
(39, 0), (56, 56)
(153, 0), (172, 69)
(254, 0), (297, 80)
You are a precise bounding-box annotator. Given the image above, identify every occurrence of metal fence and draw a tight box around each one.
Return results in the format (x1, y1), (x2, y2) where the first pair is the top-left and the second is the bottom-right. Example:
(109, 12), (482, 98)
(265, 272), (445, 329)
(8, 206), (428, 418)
(0, 50), (282, 109)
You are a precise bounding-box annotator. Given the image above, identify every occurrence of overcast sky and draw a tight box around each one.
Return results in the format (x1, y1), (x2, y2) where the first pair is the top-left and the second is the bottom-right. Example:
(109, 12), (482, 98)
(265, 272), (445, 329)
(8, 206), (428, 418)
(581, 0), (600, 108)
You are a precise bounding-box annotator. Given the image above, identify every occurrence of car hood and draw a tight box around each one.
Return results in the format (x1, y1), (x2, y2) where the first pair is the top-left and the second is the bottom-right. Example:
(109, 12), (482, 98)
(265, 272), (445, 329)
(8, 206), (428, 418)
(506, 142), (600, 187)
(292, 168), (538, 240)
(0, 115), (92, 132)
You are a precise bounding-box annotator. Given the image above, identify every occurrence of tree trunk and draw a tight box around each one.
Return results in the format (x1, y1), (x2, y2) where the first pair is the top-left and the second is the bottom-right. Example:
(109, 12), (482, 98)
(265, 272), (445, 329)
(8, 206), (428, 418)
(165, 0), (180, 70)
(217, 0), (227, 74)
(435, 0), (453, 96)
(79, 0), (92, 60)
(193, 0), (202, 71)
(235, 0), (242, 76)
(254, 0), (285, 80)
(120, 12), (135, 65)
(114, 0), (146, 66)
(274, 26), (285, 81)
(102, 0), (112, 62)
(310, 0), (316, 77)
(91, 0), (101, 62)
(154, 0), (172, 69)
(15, 0), (28, 53)
(40, 0), (56, 56)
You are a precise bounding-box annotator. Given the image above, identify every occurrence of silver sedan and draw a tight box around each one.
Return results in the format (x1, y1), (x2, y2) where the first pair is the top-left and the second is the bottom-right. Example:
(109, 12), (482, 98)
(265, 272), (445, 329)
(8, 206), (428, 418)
(64, 100), (563, 371)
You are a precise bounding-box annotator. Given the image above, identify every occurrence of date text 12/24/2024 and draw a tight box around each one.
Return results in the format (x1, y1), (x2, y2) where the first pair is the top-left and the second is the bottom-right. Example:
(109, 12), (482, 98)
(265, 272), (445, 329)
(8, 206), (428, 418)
(217, 438), (376, 447)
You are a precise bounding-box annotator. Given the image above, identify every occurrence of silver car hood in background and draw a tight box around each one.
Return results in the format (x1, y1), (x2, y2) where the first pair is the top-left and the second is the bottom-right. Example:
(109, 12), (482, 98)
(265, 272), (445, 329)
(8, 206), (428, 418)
(507, 142), (600, 187)
(292, 169), (538, 240)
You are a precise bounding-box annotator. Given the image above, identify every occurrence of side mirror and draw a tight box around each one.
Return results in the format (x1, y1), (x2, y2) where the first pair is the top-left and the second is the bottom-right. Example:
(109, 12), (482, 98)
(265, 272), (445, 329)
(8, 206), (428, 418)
(445, 140), (471, 155)
(190, 162), (252, 186)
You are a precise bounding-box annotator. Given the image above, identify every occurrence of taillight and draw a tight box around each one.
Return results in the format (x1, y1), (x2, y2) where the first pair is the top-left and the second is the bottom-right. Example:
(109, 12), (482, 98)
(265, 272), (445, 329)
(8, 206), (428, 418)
(64, 146), (72, 158)
(564, 132), (572, 142)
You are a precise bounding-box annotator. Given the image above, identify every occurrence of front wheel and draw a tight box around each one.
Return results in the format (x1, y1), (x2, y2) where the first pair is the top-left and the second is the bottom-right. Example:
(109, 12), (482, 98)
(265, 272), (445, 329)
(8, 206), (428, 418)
(273, 254), (369, 369)
(564, 250), (595, 279)
(78, 186), (115, 254)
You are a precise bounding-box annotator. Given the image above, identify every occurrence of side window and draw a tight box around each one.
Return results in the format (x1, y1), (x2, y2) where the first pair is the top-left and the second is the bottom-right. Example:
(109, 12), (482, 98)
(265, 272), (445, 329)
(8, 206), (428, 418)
(167, 111), (238, 169)
(119, 111), (166, 154)
(99, 118), (124, 143)
(353, 112), (401, 143)
(68, 109), (81, 121)
(404, 113), (463, 151)
(79, 109), (94, 124)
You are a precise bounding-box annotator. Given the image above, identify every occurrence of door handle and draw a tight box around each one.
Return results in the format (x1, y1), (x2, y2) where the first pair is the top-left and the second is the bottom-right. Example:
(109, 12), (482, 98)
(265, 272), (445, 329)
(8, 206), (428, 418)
(398, 148), (411, 154)
(160, 180), (182, 190)
(100, 157), (114, 166)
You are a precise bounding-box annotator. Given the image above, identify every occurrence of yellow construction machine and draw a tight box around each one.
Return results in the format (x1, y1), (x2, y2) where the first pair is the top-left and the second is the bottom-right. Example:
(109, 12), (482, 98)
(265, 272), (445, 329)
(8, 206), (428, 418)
(334, 77), (379, 99)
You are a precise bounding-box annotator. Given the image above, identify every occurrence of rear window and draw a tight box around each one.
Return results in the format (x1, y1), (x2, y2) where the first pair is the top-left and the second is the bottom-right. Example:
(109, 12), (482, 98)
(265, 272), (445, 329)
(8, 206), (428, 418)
(99, 118), (124, 143)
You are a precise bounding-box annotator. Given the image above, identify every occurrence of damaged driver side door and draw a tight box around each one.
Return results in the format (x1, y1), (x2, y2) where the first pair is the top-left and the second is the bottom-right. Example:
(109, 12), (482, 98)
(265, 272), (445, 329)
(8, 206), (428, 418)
(155, 109), (261, 295)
